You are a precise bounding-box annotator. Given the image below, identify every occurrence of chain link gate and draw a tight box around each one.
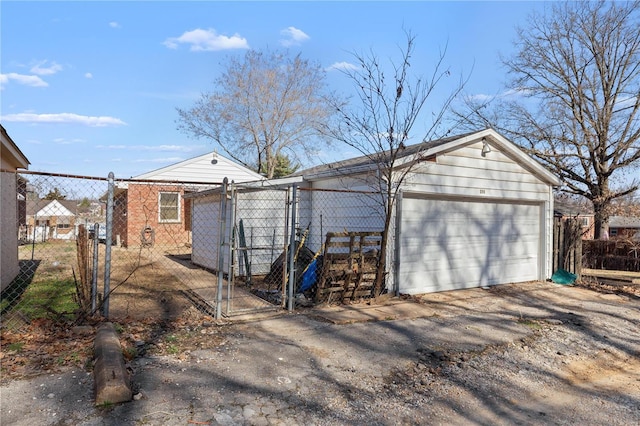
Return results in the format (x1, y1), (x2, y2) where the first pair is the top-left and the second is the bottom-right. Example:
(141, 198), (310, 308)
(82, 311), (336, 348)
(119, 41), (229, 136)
(189, 180), (296, 318)
(2, 169), (387, 334)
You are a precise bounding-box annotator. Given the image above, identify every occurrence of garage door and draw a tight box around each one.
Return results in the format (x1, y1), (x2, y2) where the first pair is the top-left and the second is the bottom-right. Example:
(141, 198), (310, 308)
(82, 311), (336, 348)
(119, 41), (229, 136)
(398, 196), (541, 294)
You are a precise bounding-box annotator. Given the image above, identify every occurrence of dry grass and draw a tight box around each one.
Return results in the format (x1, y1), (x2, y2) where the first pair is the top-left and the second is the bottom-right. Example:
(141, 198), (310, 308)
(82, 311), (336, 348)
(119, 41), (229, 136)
(2, 242), (212, 383)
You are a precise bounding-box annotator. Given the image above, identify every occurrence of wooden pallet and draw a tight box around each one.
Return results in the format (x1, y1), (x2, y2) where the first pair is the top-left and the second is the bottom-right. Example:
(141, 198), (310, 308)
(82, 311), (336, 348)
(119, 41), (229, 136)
(314, 231), (382, 303)
(581, 268), (640, 286)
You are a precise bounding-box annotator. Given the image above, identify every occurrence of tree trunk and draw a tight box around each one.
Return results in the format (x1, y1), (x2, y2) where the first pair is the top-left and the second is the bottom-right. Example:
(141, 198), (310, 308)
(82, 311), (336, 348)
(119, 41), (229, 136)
(373, 197), (394, 297)
(592, 200), (609, 240)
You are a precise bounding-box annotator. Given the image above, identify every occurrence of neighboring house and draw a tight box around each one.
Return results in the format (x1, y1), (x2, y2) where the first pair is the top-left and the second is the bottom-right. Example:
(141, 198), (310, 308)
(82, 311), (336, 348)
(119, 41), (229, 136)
(553, 198), (595, 240)
(608, 216), (640, 239)
(113, 151), (264, 248)
(1, 124), (30, 291)
(190, 128), (562, 295)
(26, 199), (78, 241)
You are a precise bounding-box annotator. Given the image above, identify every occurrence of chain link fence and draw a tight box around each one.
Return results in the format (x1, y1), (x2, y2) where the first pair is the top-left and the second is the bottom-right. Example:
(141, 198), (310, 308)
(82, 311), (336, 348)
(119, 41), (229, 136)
(2, 171), (110, 331)
(1, 171), (388, 333)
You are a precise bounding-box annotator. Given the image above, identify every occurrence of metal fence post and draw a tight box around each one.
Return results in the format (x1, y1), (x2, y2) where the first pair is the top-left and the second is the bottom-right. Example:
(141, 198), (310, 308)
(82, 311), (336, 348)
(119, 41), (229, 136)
(216, 177), (228, 320)
(227, 181), (236, 316)
(103, 172), (114, 318)
(393, 190), (403, 296)
(91, 222), (99, 314)
(287, 184), (298, 312)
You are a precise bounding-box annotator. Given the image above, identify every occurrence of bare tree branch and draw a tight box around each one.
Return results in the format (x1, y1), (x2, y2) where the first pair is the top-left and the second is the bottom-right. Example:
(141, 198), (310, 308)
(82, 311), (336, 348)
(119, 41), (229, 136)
(453, 1), (640, 238)
(326, 31), (468, 295)
(176, 50), (339, 178)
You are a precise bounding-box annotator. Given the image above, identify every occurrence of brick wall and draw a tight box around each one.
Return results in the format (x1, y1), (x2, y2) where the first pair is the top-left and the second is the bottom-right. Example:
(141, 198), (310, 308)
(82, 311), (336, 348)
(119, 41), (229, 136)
(122, 183), (191, 248)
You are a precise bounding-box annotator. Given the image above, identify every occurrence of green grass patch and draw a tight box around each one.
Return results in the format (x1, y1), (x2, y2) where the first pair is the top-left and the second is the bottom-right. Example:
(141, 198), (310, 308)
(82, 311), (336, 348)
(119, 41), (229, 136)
(1, 275), (78, 322)
(20, 278), (77, 317)
(517, 318), (542, 330)
(6, 342), (25, 352)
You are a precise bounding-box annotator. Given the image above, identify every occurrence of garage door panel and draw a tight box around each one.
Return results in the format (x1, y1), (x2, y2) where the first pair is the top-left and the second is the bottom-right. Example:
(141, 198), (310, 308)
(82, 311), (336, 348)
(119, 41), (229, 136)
(399, 197), (541, 294)
(403, 235), (539, 261)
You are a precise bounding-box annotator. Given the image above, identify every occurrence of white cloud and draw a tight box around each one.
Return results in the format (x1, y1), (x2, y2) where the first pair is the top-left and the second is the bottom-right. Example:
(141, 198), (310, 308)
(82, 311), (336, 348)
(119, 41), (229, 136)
(85, 72), (93, 79)
(134, 157), (185, 163)
(30, 60), (63, 76)
(98, 144), (199, 152)
(467, 93), (493, 102)
(326, 62), (359, 72)
(468, 88), (531, 102)
(109, 21), (120, 28)
(280, 26), (310, 47)
(163, 28), (249, 51)
(0, 112), (127, 127)
(0, 73), (48, 88)
(53, 137), (86, 145)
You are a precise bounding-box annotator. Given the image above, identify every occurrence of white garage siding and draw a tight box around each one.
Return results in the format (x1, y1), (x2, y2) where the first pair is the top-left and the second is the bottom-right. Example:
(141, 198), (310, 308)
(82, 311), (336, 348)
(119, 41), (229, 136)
(398, 195), (542, 294)
(393, 140), (554, 294)
(191, 193), (224, 272)
(190, 188), (288, 276)
(299, 188), (386, 252)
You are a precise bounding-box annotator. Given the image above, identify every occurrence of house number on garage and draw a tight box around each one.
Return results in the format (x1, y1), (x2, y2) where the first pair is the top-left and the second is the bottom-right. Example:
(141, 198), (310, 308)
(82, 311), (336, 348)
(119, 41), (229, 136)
(480, 189), (486, 194)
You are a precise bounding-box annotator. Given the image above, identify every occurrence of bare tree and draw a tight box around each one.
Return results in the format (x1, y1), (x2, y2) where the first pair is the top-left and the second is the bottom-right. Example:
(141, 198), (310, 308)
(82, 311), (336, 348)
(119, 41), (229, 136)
(328, 32), (465, 296)
(453, 1), (640, 238)
(177, 49), (337, 178)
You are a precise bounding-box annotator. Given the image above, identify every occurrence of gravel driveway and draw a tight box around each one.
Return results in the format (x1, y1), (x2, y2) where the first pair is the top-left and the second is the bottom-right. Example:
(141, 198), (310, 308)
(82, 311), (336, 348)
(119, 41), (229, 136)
(1, 281), (639, 425)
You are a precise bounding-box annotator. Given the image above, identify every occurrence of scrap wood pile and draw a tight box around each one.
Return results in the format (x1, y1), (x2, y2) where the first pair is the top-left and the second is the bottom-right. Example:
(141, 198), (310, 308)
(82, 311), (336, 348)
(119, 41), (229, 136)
(313, 231), (382, 303)
(260, 230), (383, 305)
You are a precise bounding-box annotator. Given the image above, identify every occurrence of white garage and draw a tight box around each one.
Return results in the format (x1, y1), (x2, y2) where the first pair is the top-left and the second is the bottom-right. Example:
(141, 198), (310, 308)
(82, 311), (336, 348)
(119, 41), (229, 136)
(187, 129), (561, 296)
(293, 128), (561, 295)
(398, 196), (542, 293)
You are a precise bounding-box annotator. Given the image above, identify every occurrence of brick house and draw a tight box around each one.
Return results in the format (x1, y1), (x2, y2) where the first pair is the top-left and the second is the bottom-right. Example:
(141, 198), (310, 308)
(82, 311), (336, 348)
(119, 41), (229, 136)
(554, 198), (595, 240)
(112, 151), (263, 248)
(608, 216), (640, 239)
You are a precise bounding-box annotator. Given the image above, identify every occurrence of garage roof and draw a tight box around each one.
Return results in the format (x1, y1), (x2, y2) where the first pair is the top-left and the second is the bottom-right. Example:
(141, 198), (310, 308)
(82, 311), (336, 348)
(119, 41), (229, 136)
(292, 129), (561, 186)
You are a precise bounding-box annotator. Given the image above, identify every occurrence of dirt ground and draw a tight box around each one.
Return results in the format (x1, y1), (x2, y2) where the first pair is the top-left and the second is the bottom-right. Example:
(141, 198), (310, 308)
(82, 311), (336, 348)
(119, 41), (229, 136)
(2, 242), (639, 424)
(1, 278), (639, 425)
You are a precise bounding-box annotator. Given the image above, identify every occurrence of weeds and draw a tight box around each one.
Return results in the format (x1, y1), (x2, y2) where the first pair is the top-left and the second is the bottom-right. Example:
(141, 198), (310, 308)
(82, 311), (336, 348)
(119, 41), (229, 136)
(6, 342), (24, 352)
(517, 318), (542, 330)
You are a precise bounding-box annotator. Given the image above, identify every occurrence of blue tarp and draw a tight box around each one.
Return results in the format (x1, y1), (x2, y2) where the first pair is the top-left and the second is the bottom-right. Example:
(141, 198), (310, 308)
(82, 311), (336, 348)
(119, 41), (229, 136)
(298, 256), (320, 293)
(551, 269), (577, 285)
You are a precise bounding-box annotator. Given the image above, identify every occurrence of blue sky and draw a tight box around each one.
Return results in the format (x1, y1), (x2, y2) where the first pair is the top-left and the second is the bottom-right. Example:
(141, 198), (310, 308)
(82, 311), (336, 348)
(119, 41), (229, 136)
(1, 1), (547, 179)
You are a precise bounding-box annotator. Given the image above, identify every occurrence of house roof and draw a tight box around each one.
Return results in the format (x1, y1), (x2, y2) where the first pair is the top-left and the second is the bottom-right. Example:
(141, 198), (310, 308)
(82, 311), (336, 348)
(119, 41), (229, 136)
(553, 198), (594, 217)
(133, 151), (264, 184)
(1, 124), (30, 170)
(27, 199), (77, 217)
(290, 128), (562, 186)
(609, 216), (640, 229)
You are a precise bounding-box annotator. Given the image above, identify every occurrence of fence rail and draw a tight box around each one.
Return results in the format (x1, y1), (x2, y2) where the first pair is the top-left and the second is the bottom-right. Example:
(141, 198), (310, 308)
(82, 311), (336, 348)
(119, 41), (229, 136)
(1, 171), (386, 332)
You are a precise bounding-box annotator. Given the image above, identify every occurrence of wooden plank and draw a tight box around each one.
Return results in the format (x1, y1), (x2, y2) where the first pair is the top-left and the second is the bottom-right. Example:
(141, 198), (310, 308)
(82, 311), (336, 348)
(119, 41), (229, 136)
(588, 277), (639, 287)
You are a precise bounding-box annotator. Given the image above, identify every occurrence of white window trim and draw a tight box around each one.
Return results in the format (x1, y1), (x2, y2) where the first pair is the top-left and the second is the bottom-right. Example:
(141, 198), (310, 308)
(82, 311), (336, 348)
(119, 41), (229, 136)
(158, 191), (181, 223)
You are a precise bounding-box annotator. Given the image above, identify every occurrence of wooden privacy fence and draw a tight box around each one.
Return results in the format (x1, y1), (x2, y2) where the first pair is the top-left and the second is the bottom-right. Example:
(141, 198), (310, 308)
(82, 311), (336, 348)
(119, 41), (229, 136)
(583, 240), (640, 272)
(553, 217), (583, 277)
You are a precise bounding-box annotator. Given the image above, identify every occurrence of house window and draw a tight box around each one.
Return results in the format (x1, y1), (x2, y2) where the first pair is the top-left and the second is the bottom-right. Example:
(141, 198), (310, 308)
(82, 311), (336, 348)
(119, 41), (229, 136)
(159, 192), (180, 223)
(610, 229), (618, 236)
(579, 217), (589, 227)
(57, 223), (71, 229)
